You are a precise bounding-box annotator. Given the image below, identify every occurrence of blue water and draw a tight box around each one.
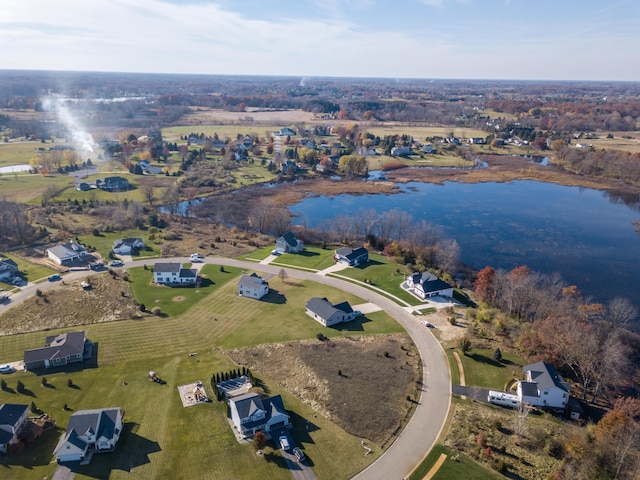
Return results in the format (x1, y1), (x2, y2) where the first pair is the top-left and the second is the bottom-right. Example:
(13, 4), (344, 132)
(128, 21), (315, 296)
(290, 180), (640, 310)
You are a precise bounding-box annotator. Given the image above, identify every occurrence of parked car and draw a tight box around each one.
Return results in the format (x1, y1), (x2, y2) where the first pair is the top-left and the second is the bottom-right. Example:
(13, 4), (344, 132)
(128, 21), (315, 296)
(11, 277), (23, 286)
(109, 260), (124, 267)
(279, 436), (290, 451)
(293, 447), (305, 462)
(0, 364), (15, 374)
(48, 274), (61, 282)
(190, 253), (203, 262)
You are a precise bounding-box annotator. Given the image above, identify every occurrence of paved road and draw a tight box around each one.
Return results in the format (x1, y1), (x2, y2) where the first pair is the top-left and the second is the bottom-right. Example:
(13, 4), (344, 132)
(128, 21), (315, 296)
(0, 255), (451, 480)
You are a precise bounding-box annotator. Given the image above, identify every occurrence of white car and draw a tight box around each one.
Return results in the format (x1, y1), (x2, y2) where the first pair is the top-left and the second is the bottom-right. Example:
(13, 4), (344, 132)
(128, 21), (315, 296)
(0, 364), (15, 374)
(190, 253), (203, 262)
(279, 436), (290, 451)
(109, 260), (124, 267)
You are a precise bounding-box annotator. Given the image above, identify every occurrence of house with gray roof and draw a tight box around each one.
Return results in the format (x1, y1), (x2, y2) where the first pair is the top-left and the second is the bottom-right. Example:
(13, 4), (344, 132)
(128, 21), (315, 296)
(47, 242), (88, 266)
(0, 258), (19, 281)
(405, 272), (453, 299)
(335, 246), (369, 267)
(153, 262), (198, 286)
(517, 361), (570, 409)
(112, 237), (144, 255)
(54, 408), (124, 463)
(275, 232), (303, 254)
(238, 273), (269, 300)
(228, 392), (290, 439)
(305, 297), (356, 327)
(23, 331), (89, 370)
(0, 404), (29, 454)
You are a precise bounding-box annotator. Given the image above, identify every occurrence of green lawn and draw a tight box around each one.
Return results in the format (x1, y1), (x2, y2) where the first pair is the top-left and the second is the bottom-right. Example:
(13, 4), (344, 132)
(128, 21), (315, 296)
(0, 268), (403, 479)
(0, 140), (47, 167)
(453, 348), (526, 391)
(270, 245), (336, 271)
(239, 245), (273, 261)
(127, 264), (241, 317)
(407, 444), (501, 480)
(0, 251), (57, 283)
(329, 253), (420, 306)
(77, 230), (158, 260)
(0, 174), (74, 203)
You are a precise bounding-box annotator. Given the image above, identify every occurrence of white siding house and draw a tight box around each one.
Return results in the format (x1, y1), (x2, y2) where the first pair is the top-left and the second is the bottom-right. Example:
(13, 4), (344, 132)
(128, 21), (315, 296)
(0, 404), (30, 454)
(517, 362), (570, 409)
(153, 263), (198, 285)
(238, 273), (269, 300)
(229, 393), (290, 439)
(47, 242), (88, 265)
(112, 238), (144, 255)
(275, 232), (304, 253)
(405, 272), (453, 299)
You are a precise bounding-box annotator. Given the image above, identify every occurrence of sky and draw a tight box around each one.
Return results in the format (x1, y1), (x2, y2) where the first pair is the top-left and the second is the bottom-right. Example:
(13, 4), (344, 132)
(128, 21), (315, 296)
(2, 0), (639, 81)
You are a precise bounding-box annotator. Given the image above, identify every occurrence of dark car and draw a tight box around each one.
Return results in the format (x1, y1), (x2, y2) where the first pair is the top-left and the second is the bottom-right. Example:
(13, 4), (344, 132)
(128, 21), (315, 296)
(48, 274), (62, 282)
(293, 447), (305, 462)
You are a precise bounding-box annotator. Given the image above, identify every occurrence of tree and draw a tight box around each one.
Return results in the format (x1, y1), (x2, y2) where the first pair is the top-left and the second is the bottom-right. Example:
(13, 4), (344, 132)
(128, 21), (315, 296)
(253, 431), (267, 451)
(475, 266), (496, 304)
(457, 336), (472, 355)
(140, 184), (156, 207)
(337, 154), (367, 177)
(279, 268), (287, 283)
(493, 348), (502, 362)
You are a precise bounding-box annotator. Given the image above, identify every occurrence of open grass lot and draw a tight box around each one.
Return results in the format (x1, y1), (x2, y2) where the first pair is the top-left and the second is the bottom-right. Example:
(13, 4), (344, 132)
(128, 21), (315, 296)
(0, 251), (56, 283)
(0, 268), (403, 479)
(366, 152), (474, 171)
(0, 140), (49, 167)
(239, 245), (273, 261)
(329, 253), (419, 306)
(0, 174), (73, 203)
(48, 173), (160, 205)
(162, 124), (293, 142)
(363, 125), (488, 141)
(407, 444), (500, 480)
(77, 229), (158, 260)
(452, 348), (527, 391)
(270, 245), (336, 271)
(586, 132), (640, 154)
(127, 264), (242, 317)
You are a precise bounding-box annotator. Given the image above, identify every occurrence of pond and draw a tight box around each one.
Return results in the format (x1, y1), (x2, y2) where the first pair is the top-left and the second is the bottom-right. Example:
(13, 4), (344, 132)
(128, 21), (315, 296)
(0, 164), (30, 174)
(290, 180), (640, 314)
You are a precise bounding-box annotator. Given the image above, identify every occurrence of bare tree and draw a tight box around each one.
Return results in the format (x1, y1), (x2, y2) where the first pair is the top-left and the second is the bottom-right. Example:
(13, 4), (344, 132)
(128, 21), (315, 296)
(162, 184), (181, 215)
(607, 297), (638, 330)
(140, 184), (156, 207)
(514, 402), (532, 437)
(278, 269), (287, 283)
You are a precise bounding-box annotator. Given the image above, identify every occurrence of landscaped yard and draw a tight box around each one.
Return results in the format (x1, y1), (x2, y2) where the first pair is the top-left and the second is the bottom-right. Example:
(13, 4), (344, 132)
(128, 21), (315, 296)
(407, 444), (500, 480)
(0, 251), (56, 283)
(451, 348), (527, 391)
(270, 245), (337, 271)
(77, 229), (159, 260)
(329, 253), (420, 305)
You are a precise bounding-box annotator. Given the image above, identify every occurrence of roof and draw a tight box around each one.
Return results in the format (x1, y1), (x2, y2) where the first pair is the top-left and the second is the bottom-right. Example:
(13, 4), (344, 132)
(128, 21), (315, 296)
(103, 176), (128, 184)
(524, 361), (570, 393)
(519, 381), (539, 398)
(0, 403), (28, 428)
(54, 408), (122, 457)
(336, 246), (368, 261)
(0, 258), (18, 272)
(154, 262), (182, 273)
(279, 232), (298, 247)
(179, 268), (198, 279)
(410, 272), (452, 293)
(48, 242), (87, 260)
(263, 395), (288, 418)
(113, 238), (143, 248)
(238, 273), (268, 288)
(230, 393), (264, 419)
(306, 297), (352, 321)
(24, 331), (86, 364)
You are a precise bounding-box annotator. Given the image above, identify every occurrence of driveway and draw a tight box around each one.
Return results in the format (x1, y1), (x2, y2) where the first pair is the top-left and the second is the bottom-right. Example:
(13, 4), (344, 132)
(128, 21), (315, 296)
(273, 429), (317, 480)
(1, 255), (451, 480)
(452, 385), (491, 404)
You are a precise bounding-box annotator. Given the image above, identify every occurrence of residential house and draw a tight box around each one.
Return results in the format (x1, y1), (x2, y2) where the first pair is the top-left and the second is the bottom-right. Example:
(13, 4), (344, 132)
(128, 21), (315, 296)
(238, 273), (269, 300)
(54, 408), (124, 463)
(153, 262), (198, 286)
(96, 176), (130, 192)
(356, 147), (378, 156)
(274, 127), (296, 137)
(275, 232), (304, 254)
(0, 404), (30, 454)
(391, 146), (413, 157)
(76, 182), (92, 191)
(405, 272), (453, 299)
(229, 393), (290, 439)
(335, 246), (369, 267)
(305, 297), (357, 327)
(421, 144), (435, 154)
(23, 331), (89, 370)
(112, 238), (144, 255)
(468, 137), (485, 144)
(0, 258), (19, 281)
(517, 361), (570, 409)
(47, 242), (88, 266)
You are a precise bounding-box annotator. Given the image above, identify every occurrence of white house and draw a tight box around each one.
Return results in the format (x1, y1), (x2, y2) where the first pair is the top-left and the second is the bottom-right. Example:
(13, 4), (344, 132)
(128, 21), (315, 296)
(54, 408), (124, 463)
(275, 232), (304, 254)
(0, 258), (19, 281)
(391, 146), (413, 157)
(517, 361), (570, 409)
(335, 246), (369, 266)
(47, 242), (88, 265)
(112, 238), (144, 255)
(305, 297), (357, 327)
(229, 393), (290, 439)
(238, 273), (269, 300)
(405, 272), (453, 299)
(0, 404), (30, 454)
(153, 263), (198, 286)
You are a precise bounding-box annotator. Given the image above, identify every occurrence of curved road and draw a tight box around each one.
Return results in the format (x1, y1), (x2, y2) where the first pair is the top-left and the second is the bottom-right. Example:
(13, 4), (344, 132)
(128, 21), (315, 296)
(0, 256), (451, 480)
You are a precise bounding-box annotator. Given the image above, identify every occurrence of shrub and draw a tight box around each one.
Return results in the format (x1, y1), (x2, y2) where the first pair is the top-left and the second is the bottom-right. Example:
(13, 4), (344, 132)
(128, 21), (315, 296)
(36, 288), (43, 297)
(316, 333), (327, 342)
(42, 377), (47, 386)
(491, 418), (503, 431)
(448, 316), (457, 326)
(151, 307), (162, 315)
(139, 303), (146, 312)
(457, 336), (472, 354)
(67, 379), (73, 387)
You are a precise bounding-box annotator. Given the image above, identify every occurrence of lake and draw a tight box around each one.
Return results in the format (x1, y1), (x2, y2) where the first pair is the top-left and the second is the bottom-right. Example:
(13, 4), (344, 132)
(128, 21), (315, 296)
(290, 180), (640, 312)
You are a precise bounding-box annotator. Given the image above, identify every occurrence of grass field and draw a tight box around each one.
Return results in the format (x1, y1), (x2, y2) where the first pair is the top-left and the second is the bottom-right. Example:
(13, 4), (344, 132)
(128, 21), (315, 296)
(0, 140), (48, 168)
(452, 348), (526, 391)
(270, 245), (337, 271)
(363, 126), (488, 142)
(0, 174), (74, 203)
(162, 124), (293, 142)
(0, 251), (56, 283)
(407, 444), (500, 480)
(329, 253), (420, 306)
(0, 266), (403, 479)
(77, 230), (158, 260)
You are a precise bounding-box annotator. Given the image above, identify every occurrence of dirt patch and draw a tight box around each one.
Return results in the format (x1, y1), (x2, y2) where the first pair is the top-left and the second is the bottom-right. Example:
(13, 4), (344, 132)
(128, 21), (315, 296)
(417, 309), (470, 345)
(227, 334), (420, 447)
(0, 274), (144, 336)
(172, 296), (186, 302)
